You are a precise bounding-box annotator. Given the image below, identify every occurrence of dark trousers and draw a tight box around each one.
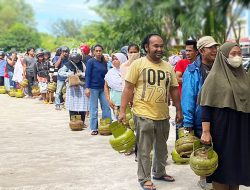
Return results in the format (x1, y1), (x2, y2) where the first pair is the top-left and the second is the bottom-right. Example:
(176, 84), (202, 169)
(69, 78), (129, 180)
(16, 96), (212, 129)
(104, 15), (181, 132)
(69, 111), (86, 123)
(0, 76), (4, 86)
(26, 73), (34, 96)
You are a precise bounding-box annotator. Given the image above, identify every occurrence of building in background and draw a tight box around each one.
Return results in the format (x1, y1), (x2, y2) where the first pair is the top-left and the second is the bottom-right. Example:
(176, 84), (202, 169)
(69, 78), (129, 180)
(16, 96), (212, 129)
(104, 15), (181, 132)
(227, 6), (250, 57)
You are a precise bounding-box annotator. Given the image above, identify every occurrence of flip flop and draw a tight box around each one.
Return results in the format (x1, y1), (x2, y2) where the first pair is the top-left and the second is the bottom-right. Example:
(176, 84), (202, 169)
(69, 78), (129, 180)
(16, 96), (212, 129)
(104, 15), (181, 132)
(153, 174), (175, 182)
(140, 182), (156, 190)
(91, 131), (98, 135)
(124, 150), (134, 156)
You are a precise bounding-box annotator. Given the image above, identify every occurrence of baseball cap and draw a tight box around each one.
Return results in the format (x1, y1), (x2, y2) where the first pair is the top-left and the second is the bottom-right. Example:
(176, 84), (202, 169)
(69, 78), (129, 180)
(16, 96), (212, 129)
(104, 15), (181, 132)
(197, 36), (219, 49)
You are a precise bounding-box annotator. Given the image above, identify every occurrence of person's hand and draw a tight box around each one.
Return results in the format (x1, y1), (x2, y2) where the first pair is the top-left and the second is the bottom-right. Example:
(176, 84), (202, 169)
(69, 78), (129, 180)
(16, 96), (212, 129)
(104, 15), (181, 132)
(85, 88), (90, 97)
(12, 53), (17, 59)
(201, 131), (212, 144)
(76, 72), (82, 77)
(60, 53), (65, 59)
(118, 110), (126, 124)
(128, 101), (133, 108)
(108, 100), (115, 109)
(86, 111), (89, 117)
(175, 110), (183, 124)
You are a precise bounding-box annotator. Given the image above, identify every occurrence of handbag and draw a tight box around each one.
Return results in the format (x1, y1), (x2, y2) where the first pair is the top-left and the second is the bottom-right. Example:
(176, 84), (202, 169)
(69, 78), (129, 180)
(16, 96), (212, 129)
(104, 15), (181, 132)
(68, 61), (83, 86)
(68, 74), (81, 86)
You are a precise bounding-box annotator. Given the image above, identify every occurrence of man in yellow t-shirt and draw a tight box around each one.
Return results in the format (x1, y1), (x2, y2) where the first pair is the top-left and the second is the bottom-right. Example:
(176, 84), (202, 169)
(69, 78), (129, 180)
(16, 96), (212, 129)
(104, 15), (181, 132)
(119, 34), (183, 190)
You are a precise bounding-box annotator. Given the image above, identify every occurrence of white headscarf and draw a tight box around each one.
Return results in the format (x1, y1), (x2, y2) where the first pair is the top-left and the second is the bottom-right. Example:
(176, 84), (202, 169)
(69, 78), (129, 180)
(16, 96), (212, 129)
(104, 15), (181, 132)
(168, 55), (181, 66)
(105, 53), (127, 92)
(13, 55), (24, 83)
(112, 53), (127, 66)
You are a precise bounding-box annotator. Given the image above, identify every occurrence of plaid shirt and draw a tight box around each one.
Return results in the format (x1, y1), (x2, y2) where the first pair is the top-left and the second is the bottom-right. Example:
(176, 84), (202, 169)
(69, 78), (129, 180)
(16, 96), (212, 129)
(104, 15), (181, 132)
(65, 84), (89, 111)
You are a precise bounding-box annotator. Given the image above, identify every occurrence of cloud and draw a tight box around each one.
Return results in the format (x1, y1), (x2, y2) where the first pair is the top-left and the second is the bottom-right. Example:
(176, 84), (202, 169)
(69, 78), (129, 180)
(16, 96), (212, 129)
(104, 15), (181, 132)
(25, 0), (101, 33)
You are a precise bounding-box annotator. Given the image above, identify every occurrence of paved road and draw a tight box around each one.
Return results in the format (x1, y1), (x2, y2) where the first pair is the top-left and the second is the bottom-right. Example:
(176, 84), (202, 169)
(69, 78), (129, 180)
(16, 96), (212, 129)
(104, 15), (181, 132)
(0, 94), (249, 190)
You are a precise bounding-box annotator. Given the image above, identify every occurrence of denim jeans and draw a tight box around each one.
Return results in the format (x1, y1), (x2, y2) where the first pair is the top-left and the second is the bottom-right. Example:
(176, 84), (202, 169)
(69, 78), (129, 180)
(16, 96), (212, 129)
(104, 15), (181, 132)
(8, 71), (15, 88)
(89, 88), (111, 131)
(55, 80), (65, 106)
(4, 77), (10, 91)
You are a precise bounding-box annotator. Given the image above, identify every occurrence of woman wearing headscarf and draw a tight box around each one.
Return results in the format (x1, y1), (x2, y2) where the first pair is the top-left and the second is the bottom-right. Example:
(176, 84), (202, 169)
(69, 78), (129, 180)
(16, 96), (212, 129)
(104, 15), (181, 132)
(200, 42), (250, 190)
(12, 54), (24, 85)
(58, 49), (89, 127)
(120, 43), (140, 90)
(104, 53), (127, 120)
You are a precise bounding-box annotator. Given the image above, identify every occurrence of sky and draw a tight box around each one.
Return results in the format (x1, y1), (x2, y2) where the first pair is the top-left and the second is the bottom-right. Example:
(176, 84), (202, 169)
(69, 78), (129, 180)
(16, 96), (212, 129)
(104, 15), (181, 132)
(25, 0), (101, 34)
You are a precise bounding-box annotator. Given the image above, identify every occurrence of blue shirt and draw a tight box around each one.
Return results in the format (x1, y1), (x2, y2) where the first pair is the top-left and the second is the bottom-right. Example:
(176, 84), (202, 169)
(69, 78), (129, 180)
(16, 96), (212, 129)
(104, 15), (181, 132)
(107, 61), (113, 70)
(110, 89), (122, 106)
(54, 57), (69, 81)
(0, 59), (7, 76)
(181, 56), (203, 131)
(85, 58), (107, 89)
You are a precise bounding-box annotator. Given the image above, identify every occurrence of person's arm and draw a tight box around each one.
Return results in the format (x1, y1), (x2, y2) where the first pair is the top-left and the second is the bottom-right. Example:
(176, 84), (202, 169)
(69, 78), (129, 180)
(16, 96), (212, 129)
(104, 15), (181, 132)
(85, 59), (93, 97)
(48, 61), (54, 82)
(33, 62), (38, 82)
(22, 57), (27, 78)
(170, 86), (183, 123)
(104, 81), (115, 109)
(175, 71), (183, 84)
(7, 55), (16, 67)
(54, 54), (63, 68)
(181, 70), (197, 129)
(119, 59), (139, 121)
(174, 61), (184, 84)
(201, 106), (212, 144)
(119, 81), (135, 123)
(58, 65), (72, 78)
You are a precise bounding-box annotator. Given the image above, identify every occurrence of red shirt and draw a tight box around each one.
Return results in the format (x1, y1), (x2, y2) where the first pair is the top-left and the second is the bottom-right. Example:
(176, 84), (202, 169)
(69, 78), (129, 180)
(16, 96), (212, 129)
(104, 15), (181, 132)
(4, 66), (9, 78)
(174, 59), (190, 97)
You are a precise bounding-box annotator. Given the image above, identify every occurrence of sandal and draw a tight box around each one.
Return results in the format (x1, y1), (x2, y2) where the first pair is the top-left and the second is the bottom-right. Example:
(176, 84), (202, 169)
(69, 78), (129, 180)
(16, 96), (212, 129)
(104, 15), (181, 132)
(91, 131), (98, 135)
(153, 174), (175, 182)
(124, 150), (134, 156)
(140, 181), (156, 190)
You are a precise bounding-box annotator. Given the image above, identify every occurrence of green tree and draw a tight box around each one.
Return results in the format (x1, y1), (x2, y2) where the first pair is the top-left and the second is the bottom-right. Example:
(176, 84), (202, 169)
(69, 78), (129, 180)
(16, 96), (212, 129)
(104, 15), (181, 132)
(82, 0), (250, 49)
(40, 33), (57, 52)
(0, 23), (41, 52)
(158, 0), (250, 43)
(51, 19), (82, 38)
(56, 36), (80, 49)
(0, 0), (35, 33)
(81, 0), (165, 51)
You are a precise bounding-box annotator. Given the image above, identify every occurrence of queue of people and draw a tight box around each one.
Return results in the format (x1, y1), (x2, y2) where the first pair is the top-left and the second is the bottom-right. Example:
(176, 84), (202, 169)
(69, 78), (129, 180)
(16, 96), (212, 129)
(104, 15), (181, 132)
(0, 34), (250, 190)
(118, 34), (249, 190)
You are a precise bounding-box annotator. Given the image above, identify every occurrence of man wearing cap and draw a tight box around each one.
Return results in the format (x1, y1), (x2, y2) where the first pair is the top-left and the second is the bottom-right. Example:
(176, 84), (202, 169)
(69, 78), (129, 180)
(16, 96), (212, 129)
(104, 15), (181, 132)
(181, 36), (219, 189)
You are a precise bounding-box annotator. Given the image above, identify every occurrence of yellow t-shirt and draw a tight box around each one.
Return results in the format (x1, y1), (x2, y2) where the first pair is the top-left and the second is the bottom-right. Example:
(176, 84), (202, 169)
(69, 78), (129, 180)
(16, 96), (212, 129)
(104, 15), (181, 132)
(125, 57), (178, 120)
